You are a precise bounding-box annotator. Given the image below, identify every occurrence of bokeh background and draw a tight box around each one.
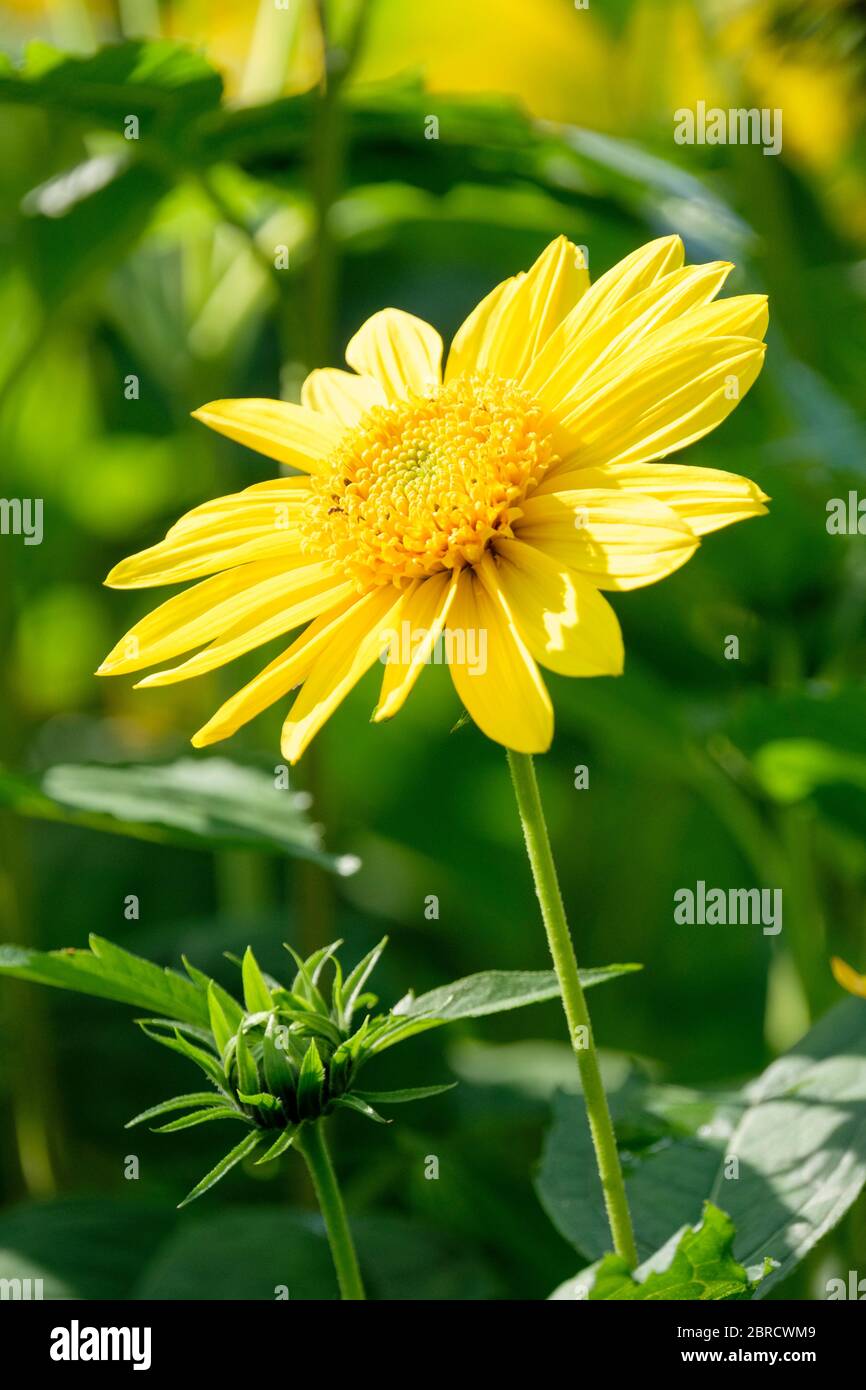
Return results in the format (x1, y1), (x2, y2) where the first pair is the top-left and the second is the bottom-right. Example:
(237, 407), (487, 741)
(1, 0), (866, 1299)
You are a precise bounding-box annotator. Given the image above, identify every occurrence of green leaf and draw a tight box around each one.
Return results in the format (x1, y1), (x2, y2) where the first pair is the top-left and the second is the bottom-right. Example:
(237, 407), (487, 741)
(282, 944), (329, 1014)
(21, 161), (172, 305)
(355, 1084), (457, 1105)
(178, 1131), (262, 1208)
(295, 1039), (325, 1119)
(207, 982), (235, 1057)
(557, 1205), (766, 1302)
(0, 935), (207, 1025)
(0, 759), (355, 872)
(334, 1095), (390, 1124)
(341, 936), (388, 1025)
(241, 946), (273, 1014)
(539, 1000), (866, 1296)
(138, 1024), (225, 1090)
(153, 1108), (250, 1134)
(0, 40), (222, 131)
(126, 1093), (228, 1128)
(0, 1199), (177, 1300)
(401, 964), (641, 1022)
(262, 1015), (296, 1096)
(254, 1126), (300, 1164)
(234, 1027), (259, 1098)
(183, 958), (244, 1032)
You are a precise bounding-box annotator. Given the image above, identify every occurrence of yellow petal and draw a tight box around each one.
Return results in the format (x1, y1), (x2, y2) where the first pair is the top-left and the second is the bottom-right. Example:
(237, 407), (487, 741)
(167, 476), (311, 541)
(191, 593), (361, 747)
(136, 572), (354, 688)
(523, 260), (734, 408)
(99, 559), (339, 677)
(192, 398), (342, 472)
(831, 957), (866, 999)
(105, 478), (313, 590)
(301, 368), (386, 426)
(515, 488), (698, 591)
(541, 462), (769, 537)
(344, 309), (442, 401)
(445, 235), (589, 382)
(554, 336), (767, 473)
(554, 235), (684, 343)
(373, 571), (459, 722)
(281, 584), (410, 763)
(490, 539), (623, 676)
(446, 564), (552, 753)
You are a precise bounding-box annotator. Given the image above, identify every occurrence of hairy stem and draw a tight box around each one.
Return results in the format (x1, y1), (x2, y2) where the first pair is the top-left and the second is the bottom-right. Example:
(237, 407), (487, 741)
(297, 1121), (366, 1300)
(507, 749), (638, 1268)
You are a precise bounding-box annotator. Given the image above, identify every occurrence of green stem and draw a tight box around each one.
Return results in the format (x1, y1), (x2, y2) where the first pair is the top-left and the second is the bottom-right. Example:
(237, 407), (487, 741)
(297, 1121), (365, 1300)
(507, 749), (638, 1268)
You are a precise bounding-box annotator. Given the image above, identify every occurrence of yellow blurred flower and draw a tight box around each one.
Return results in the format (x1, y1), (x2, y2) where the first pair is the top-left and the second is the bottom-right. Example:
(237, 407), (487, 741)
(831, 956), (866, 999)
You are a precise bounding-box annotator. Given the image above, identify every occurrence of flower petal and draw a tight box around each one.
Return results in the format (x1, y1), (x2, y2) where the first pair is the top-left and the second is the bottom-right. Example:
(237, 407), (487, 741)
(446, 563), (552, 753)
(554, 336), (767, 474)
(523, 260), (735, 409)
(105, 481), (312, 589)
(301, 368), (386, 426)
(191, 593), (362, 748)
(539, 462), (769, 537)
(553, 235), (684, 342)
(281, 584), (410, 763)
(515, 488), (698, 591)
(192, 398), (341, 472)
(344, 309), (442, 401)
(136, 571), (355, 688)
(490, 539), (623, 676)
(445, 235), (589, 382)
(99, 559), (311, 676)
(373, 571), (459, 722)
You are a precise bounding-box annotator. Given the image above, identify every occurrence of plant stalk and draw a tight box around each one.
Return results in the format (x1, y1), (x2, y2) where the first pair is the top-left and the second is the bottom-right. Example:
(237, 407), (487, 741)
(506, 749), (638, 1268)
(297, 1121), (366, 1299)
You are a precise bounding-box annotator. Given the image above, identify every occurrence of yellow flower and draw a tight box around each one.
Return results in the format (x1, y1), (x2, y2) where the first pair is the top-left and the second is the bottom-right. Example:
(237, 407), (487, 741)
(100, 235), (769, 761)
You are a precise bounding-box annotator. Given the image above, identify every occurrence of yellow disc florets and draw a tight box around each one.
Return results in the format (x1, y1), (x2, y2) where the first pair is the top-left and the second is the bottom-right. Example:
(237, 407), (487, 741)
(301, 374), (559, 588)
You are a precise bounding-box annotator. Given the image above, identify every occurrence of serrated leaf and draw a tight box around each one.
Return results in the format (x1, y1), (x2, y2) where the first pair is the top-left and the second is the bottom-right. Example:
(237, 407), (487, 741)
(560, 1205), (766, 1302)
(178, 1131), (262, 1208)
(355, 1083), (457, 1105)
(0, 935), (207, 1024)
(153, 1108), (250, 1134)
(125, 1093), (227, 1128)
(254, 1125), (300, 1165)
(236, 1091), (282, 1113)
(401, 964), (641, 1022)
(296, 1040), (325, 1119)
(539, 999), (866, 1297)
(138, 1023), (225, 1089)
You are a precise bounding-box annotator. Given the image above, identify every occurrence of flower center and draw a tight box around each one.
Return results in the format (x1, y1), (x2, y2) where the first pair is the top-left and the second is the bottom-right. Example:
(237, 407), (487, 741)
(302, 374), (558, 587)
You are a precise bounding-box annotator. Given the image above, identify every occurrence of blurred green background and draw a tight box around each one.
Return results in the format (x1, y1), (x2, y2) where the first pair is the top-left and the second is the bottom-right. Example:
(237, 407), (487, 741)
(1, 0), (866, 1299)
